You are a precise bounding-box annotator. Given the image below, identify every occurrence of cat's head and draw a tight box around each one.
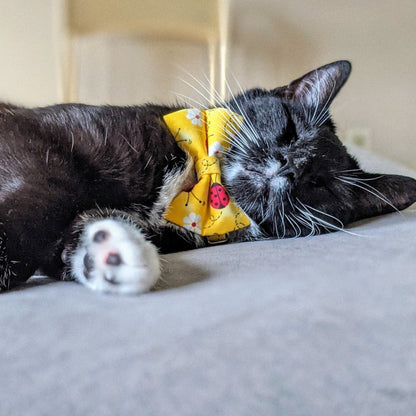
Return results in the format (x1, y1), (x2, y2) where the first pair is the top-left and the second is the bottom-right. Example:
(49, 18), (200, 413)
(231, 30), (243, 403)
(223, 60), (416, 237)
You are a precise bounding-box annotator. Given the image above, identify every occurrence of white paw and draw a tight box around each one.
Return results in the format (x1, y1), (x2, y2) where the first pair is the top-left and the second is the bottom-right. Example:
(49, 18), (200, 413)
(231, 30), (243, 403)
(71, 219), (160, 295)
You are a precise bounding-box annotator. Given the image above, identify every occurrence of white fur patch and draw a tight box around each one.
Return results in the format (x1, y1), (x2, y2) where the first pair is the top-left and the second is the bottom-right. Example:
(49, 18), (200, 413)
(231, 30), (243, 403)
(222, 163), (243, 183)
(264, 160), (283, 178)
(148, 157), (195, 226)
(270, 176), (289, 194)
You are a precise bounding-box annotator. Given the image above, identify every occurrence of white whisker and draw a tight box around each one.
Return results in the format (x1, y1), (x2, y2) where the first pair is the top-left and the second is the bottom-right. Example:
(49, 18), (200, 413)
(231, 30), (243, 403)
(337, 176), (401, 214)
(300, 200), (363, 237)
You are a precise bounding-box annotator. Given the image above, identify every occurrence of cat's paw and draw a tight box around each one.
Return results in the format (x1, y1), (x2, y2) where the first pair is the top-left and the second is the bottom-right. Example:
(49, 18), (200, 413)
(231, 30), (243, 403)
(69, 218), (160, 295)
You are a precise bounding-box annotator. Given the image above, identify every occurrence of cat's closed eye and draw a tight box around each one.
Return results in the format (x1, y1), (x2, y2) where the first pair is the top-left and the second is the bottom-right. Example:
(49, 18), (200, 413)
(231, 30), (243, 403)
(244, 166), (264, 176)
(309, 177), (326, 187)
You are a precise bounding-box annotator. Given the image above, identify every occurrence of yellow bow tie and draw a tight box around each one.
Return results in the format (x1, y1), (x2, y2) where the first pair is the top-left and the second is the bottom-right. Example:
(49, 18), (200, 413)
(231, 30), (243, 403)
(163, 108), (250, 238)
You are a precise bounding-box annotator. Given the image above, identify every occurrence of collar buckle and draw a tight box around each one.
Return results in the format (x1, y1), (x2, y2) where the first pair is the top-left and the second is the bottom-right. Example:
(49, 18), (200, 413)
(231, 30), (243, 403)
(206, 233), (229, 245)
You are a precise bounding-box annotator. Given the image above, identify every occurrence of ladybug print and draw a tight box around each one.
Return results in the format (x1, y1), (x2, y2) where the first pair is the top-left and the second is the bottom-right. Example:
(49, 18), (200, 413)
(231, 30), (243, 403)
(210, 183), (230, 209)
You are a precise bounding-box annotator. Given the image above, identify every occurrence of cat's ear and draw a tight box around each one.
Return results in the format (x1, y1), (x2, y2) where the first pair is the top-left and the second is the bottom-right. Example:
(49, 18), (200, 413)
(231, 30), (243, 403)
(274, 60), (351, 112)
(345, 172), (416, 222)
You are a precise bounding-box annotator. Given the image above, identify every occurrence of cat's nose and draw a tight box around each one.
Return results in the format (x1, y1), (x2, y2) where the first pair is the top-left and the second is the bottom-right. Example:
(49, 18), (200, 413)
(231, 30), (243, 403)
(278, 155), (305, 181)
(278, 159), (297, 181)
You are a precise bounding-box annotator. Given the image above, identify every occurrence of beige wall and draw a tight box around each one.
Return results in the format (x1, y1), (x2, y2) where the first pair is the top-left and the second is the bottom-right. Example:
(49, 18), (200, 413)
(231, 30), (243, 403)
(0, 0), (415, 169)
(0, 0), (61, 105)
(229, 0), (416, 170)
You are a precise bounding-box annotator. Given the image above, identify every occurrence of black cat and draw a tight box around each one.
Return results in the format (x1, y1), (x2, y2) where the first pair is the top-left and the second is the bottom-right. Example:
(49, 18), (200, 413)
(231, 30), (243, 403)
(0, 60), (414, 294)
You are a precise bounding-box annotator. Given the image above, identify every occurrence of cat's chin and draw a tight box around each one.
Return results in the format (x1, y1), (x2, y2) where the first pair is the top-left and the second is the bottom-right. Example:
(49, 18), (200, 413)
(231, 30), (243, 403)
(270, 176), (290, 195)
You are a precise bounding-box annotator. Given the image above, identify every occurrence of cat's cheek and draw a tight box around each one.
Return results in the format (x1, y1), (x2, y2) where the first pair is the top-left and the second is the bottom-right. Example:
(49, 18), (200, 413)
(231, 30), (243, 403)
(70, 219), (160, 295)
(222, 163), (244, 183)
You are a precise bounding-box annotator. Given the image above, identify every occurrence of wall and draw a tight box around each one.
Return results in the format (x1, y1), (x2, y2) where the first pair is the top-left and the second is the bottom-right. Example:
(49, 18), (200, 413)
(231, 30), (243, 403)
(0, 0), (61, 105)
(0, 0), (415, 168)
(229, 0), (416, 169)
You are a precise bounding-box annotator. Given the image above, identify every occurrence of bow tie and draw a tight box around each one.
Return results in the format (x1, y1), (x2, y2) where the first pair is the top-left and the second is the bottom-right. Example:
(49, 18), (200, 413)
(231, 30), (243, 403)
(163, 108), (250, 238)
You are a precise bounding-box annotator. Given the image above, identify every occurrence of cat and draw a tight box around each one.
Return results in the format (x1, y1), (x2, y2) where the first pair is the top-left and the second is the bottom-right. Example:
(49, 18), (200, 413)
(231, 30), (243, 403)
(0, 60), (415, 294)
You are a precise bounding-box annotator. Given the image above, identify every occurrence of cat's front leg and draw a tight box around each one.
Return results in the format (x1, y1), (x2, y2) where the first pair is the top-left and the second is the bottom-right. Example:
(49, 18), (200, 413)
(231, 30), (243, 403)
(62, 209), (160, 295)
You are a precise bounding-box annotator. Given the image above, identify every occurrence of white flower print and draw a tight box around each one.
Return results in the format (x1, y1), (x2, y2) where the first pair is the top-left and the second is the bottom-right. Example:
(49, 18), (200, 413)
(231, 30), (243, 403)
(208, 141), (224, 157)
(186, 108), (203, 126)
(183, 212), (202, 234)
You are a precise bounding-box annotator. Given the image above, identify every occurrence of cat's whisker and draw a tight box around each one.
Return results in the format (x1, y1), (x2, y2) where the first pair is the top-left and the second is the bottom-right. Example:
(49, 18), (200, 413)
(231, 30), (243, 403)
(228, 72), (266, 142)
(305, 217), (317, 236)
(258, 196), (269, 225)
(222, 112), (261, 149)
(201, 71), (229, 107)
(316, 112), (331, 127)
(293, 207), (316, 236)
(278, 198), (286, 238)
(169, 93), (252, 155)
(300, 200), (344, 228)
(175, 66), (220, 106)
(336, 176), (401, 214)
(297, 205), (333, 236)
(189, 98), (258, 148)
(199, 71), (262, 146)
(290, 213), (304, 233)
(299, 101), (310, 125)
(300, 201), (363, 237)
(296, 203), (320, 235)
(337, 173), (385, 182)
(300, 215), (316, 236)
(172, 92), (210, 110)
(272, 214), (279, 238)
(223, 78), (262, 144)
(243, 199), (258, 218)
(229, 71), (247, 98)
(221, 130), (252, 155)
(176, 72), (261, 151)
(287, 194), (296, 211)
(265, 199), (280, 237)
(172, 98), (252, 152)
(291, 214), (303, 238)
(197, 70), (231, 108)
(176, 77), (216, 109)
(226, 100), (260, 145)
(285, 213), (300, 238)
(222, 118), (257, 146)
(336, 168), (362, 174)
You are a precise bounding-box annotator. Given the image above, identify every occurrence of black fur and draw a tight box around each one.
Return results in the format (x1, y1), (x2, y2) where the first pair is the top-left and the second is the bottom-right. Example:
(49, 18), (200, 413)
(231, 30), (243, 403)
(0, 60), (415, 290)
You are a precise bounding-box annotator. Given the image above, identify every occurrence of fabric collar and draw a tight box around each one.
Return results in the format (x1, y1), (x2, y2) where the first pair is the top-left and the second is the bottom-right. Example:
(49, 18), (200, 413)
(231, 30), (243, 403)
(163, 108), (250, 238)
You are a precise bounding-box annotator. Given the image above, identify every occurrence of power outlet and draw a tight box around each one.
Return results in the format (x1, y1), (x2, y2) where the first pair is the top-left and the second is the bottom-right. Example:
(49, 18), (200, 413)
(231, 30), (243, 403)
(345, 128), (372, 149)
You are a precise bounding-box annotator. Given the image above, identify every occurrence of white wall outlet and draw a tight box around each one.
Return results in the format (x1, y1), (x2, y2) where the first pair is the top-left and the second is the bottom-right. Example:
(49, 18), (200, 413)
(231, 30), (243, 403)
(345, 128), (372, 149)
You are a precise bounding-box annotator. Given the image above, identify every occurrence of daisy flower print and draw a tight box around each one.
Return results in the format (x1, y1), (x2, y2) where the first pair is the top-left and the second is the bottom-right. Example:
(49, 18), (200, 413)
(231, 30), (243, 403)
(186, 109), (203, 126)
(183, 212), (202, 234)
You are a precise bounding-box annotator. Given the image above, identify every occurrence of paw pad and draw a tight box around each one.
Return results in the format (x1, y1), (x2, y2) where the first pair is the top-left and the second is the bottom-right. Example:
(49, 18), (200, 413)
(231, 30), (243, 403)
(105, 252), (122, 266)
(93, 230), (108, 243)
